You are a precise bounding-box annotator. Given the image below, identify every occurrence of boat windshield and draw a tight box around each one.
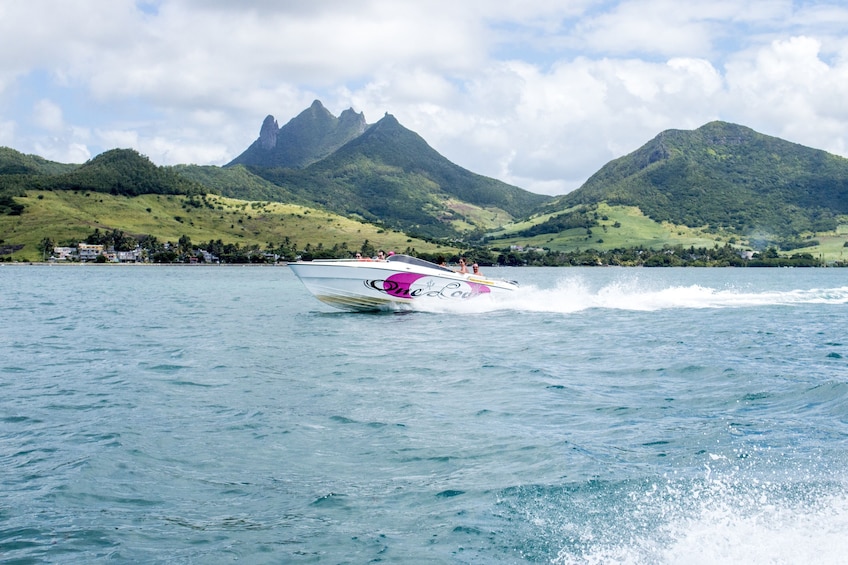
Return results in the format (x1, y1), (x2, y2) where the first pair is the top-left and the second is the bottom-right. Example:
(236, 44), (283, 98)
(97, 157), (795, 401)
(387, 254), (454, 273)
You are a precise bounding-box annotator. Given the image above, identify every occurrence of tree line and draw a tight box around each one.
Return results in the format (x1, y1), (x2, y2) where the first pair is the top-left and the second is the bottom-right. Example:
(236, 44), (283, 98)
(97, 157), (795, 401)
(495, 244), (828, 267)
(36, 228), (840, 267)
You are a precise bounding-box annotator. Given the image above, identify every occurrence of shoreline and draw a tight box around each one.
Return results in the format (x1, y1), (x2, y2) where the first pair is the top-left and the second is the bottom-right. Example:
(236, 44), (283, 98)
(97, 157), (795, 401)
(1, 261), (841, 268)
(0, 261), (290, 267)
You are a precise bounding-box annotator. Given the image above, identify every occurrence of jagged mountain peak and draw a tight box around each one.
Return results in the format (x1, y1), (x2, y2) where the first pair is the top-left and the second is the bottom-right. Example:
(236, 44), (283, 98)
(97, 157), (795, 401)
(308, 98), (327, 110)
(321, 112), (431, 164)
(226, 100), (368, 169)
(376, 112), (398, 124)
(338, 107), (367, 130)
(258, 115), (279, 150)
(302, 99), (334, 121)
(365, 113), (406, 135)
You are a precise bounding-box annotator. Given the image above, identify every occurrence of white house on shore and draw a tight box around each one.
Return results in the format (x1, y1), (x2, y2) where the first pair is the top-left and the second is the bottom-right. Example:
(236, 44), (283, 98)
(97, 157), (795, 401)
(52, 246), (76, 261)
(77, 243), (104, 261)
(52, 243), (145, 262)
(116, 249), (143, 262)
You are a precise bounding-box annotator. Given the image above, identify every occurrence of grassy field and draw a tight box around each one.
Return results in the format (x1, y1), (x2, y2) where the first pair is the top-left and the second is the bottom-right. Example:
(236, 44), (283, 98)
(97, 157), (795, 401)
(489, 203), (848, 262)
(797, 231), (848, 263)
(490, 203), (734, 250)
(0, 191), (457, 261)
(4, 192), (847, 263)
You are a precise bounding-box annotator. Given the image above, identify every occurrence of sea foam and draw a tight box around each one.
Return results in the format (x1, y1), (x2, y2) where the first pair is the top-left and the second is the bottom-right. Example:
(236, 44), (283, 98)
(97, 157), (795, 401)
(417, 276), (848, 314)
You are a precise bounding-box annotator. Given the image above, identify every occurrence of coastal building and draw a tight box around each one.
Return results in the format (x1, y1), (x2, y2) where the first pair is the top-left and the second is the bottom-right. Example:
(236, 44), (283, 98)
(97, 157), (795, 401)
(52, 246), (76, 261)
(200, 249), (219, 263)
(116, 249), (143, 263)
(77, 243), (104, 261)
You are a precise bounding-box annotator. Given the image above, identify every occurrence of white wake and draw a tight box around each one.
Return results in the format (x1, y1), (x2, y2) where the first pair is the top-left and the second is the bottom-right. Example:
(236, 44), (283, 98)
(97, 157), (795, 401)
(415, 278), (848, 314)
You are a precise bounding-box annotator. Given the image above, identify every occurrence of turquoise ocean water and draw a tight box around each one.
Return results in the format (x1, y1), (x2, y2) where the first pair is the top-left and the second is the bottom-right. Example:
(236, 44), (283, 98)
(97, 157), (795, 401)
(2, 264), (848, 563)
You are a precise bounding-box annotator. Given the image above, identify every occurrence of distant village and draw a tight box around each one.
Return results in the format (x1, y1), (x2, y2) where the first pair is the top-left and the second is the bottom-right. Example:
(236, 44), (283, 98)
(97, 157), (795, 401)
(50, 243), (222, 263)
(42, 240), (831, 268)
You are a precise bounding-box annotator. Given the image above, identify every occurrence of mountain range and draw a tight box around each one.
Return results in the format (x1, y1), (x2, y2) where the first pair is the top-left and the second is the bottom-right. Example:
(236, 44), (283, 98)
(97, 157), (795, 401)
(220, 104), (848, 241)
(212, 100), (549, 238)
(2, 101), (848, 260)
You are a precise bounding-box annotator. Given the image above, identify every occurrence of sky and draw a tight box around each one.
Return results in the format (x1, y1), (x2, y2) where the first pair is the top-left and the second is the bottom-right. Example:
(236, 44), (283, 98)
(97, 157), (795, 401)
(2, 0), (848, 196)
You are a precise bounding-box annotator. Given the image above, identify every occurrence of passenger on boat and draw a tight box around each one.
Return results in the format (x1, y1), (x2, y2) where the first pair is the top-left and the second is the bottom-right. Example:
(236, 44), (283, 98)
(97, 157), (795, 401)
(472, 263), (482, 275)
(458, 258), (468, 274)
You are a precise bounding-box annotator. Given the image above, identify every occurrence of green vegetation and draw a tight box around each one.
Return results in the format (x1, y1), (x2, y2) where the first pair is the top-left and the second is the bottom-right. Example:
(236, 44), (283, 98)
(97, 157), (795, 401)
(0, 148), (205, 197)
(498, 244), (822, 267)
(242, 114), (549, 239)
(0, 147), (79, 213)
(172, 163), (305, 204)
(0, 146), (77, 176)
(492, 203), (729, 250)
(548, 122), (848, 237)
(323, 115), (548, 217)
(45, 149), (206, 196)
(0, 194), (24, 216)
(223, 102), (548, 241)
(4, 113), (848, 265)
(0, 191), (455, 262)
(489, 202), (848, 264)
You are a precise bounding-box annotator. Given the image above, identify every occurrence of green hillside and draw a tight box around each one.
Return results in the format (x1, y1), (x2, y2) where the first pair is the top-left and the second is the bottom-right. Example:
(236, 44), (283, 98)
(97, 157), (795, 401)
(172, 163), (305, 204)
(0, 147), (77, 176)
(0, 147), (80, 215)
(492, 202), (744, 250)
(490, 202), (848, 263)
(5, 117), (848, 264)
(0, 190), (455, 261)
(550, 122), (848, 237)
(326, 114), (547, 216)
(43, 149), (206, 196)
(1, 148), (205, 197)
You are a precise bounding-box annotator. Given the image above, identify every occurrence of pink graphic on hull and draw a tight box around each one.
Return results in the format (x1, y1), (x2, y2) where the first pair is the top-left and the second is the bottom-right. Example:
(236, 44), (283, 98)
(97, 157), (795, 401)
(367, 273), (491, 300)
(382, 273), (426, 298)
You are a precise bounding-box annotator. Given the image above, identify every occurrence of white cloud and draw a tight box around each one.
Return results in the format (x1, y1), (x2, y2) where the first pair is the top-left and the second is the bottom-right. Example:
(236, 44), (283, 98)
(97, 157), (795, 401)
(96, 128), (141, 150)
(723, 35), (848, 154)
(0, 1), (139, 72)
(32, 140), (91, 164)
(379, 55), (727, 193)
(577, 1), (715, 57)
(138, 135), (230, 166)
(0, 119), (16, 146)
(33, 99), (65, 132)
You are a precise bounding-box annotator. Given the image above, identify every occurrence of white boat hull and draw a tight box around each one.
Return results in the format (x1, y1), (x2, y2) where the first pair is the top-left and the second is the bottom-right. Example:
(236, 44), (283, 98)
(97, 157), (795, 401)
(289, 255), (517, 312)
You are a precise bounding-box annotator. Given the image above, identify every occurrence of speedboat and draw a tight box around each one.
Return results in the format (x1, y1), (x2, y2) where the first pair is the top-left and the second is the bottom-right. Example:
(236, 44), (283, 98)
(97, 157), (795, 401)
(289, 254), (518, 312)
